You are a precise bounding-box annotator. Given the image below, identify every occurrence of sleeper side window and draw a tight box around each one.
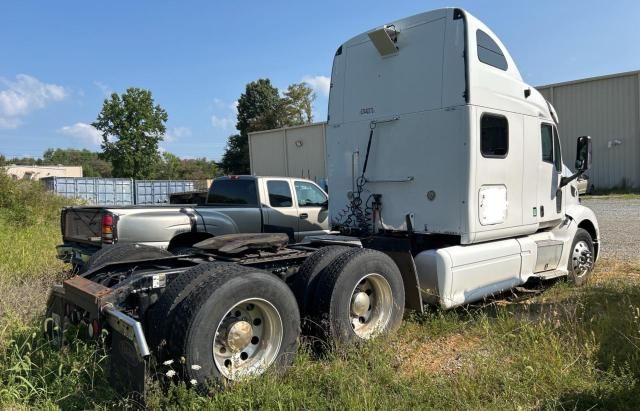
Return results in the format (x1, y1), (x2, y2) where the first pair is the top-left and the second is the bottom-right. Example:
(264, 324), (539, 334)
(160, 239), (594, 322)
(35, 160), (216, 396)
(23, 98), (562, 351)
(480, 114), (509, 158)
(541, 124), (554, 164)
(267, 180), (293, 207)
(476, 30), (508, 71)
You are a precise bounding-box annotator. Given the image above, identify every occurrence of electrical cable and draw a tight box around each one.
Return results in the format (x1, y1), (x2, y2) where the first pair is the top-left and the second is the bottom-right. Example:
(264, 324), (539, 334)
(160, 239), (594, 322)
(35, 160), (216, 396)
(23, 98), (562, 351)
(335, 122), (377, 235)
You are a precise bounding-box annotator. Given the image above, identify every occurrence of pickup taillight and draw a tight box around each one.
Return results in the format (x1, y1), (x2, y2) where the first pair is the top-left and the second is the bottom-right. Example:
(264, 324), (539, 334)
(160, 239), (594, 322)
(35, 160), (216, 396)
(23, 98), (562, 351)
(101, 213), (114, 244)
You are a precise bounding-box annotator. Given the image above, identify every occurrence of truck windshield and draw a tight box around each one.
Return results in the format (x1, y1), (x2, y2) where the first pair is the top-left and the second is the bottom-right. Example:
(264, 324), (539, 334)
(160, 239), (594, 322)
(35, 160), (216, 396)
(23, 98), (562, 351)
(207, 179), (258, 206)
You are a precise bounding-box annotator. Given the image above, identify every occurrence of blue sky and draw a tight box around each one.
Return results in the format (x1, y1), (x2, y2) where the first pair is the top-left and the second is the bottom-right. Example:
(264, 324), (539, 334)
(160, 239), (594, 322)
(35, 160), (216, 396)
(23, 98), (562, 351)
(1, 1), (639, 160)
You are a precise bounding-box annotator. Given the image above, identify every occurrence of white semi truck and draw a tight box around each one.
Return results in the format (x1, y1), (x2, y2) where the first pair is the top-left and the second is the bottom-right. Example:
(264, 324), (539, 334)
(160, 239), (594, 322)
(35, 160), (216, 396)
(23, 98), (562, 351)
(46, 8), (599, 394)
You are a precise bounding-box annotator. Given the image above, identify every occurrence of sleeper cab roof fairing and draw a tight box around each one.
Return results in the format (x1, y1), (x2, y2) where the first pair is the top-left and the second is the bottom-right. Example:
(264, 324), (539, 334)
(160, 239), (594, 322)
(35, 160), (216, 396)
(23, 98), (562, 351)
(367, 25), (399, 56)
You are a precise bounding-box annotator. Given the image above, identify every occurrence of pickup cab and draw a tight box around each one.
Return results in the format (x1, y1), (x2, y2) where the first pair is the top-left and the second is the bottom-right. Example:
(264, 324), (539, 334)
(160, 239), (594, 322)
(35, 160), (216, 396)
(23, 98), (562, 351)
(57, 176), (330, 266)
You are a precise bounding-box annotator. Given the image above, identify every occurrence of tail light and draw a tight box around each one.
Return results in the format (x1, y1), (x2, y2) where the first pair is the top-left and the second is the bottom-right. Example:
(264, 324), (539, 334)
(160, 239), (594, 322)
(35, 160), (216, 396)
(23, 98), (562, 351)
(101, 213), (114, 244)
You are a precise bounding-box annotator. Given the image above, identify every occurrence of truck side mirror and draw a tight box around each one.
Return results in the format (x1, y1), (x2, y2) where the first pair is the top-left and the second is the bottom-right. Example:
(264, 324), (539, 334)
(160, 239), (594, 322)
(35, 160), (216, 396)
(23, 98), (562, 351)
(575, 136), (592, 172)
(561, 136), (592, 188)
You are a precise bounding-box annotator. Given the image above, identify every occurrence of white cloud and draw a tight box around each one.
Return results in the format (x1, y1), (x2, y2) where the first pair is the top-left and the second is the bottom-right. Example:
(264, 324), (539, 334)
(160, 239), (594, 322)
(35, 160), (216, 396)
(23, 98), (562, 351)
(213, 98), (238, 113)
(302, 75), (330, 97)
(0, 117), (20, 129)
(165, 126), (192, 142)
(0, 74), (68, 128)
(59, 122), (102, 146)
(212, 98), (224, 108)
(211, 115), (235, 130)
(94, 81), (112, 97)
(211, 98), (238, 130)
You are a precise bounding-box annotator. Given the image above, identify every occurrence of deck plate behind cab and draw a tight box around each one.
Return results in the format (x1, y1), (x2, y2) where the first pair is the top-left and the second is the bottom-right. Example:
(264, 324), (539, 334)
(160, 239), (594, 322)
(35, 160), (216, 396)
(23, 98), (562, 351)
(194, 233), (289, 254)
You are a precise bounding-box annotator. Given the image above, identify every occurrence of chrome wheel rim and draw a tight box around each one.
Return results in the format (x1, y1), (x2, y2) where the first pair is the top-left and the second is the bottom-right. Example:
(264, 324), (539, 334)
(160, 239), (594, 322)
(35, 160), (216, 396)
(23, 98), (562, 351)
(213, 298), (283, 380)
(571, 240), (593, 278)
(349, 273), (393, 339)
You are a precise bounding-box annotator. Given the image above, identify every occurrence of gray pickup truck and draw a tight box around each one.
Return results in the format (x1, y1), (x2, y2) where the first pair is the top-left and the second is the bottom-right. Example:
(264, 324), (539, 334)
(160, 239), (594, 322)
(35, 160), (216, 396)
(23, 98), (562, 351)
(57, 175), (330, 267)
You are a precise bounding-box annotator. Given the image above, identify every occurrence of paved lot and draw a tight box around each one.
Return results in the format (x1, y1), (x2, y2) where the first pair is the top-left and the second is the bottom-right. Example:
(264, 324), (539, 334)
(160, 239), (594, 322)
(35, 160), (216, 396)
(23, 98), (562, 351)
(581, 197), (640, 262)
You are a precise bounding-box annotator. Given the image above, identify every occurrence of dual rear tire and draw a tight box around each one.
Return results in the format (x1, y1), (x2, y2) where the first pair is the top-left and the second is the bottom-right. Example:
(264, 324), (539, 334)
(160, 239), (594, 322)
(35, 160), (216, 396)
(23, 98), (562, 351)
(149, 263), (300, 388)
(150, 247), (405, 389)
(295, 247), (405, 346)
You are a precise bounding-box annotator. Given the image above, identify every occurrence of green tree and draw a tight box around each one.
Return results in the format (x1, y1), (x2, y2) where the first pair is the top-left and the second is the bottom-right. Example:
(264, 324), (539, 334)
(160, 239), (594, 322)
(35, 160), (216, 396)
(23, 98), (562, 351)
(177, 158), (219, 180)
(93, 88), (168, 179)
(4, 156), (42, 166)
(220, 79), (315, 174)
(157, 152), (181, 180)
(221, 79), (280, 174)
(282, 83), (315, 125)
(42, 148), (112, 177)
(155, 152), (219, 180)
(236, 79), (282, 136)
(220, 134), (249, 174)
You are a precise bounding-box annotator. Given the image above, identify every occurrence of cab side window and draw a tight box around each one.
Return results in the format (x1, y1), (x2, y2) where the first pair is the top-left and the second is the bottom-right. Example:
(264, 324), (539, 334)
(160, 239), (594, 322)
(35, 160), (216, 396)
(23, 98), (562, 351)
(541, 124), (554, 163)
(541, 124), (562, 172)
(294, 181), (327, 207)
(481, 114), (509, 158)
(267, 180), (293, 207)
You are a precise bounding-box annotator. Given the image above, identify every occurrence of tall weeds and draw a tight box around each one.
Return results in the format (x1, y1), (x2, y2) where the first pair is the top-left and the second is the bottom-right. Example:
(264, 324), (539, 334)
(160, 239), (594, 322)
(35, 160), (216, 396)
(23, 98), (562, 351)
(0, 173), (70, 280)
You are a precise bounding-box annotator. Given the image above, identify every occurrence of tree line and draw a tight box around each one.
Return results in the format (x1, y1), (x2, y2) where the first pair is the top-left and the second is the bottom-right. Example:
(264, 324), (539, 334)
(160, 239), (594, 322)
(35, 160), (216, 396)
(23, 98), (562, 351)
(1, 78), (316, 179)
(0, 149), (218, 180)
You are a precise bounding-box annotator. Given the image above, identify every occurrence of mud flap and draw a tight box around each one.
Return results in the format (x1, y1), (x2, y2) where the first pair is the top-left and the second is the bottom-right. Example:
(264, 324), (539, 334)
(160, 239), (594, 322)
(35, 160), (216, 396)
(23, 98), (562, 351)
(110, 329), (148, 399)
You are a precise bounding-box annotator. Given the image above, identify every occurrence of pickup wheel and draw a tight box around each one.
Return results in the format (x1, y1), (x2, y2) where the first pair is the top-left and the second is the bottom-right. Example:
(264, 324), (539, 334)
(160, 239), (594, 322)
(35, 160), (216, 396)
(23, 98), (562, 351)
(80, 243), (172, 273)
(290, 245), (352, 314)
(166, 263), (300, 389)
(309, 248), (405, 348)
(567, 228), (595, 287)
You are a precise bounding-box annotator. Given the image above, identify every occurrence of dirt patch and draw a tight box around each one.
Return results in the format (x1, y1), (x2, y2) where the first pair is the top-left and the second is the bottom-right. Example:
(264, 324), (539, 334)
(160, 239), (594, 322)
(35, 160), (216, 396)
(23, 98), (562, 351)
(394, 333), (481, 377)
(0, 277), (57, 330)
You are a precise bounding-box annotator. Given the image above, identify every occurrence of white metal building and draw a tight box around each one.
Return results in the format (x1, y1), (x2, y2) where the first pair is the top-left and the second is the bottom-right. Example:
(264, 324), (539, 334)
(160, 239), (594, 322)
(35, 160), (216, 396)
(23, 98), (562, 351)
(248, 122), (326, 183)
(3, 164), (83, 180)
(537, 70), (640, 190)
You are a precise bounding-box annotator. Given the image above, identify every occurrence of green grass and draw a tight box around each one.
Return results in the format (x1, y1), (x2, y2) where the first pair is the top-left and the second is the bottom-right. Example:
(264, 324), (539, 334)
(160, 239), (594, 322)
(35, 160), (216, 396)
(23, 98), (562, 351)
(0, 174), (639, 409)
(0, 174), (68, 280)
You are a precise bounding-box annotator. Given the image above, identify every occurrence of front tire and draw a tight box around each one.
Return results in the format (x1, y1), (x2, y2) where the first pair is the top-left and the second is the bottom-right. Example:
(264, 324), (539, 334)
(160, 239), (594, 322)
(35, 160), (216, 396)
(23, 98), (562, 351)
(567, 228), (595, 287)
(166, 263), (300, 388)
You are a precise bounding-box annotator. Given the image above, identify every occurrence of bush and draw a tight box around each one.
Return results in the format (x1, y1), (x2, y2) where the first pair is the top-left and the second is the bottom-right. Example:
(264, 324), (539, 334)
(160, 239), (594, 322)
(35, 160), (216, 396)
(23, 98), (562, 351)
(0, 173), (68, 227)
(0, 173), (71, 280)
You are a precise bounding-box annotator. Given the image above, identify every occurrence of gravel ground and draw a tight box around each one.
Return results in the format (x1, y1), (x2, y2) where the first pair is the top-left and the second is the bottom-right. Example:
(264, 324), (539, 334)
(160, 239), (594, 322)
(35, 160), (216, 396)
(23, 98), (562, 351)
(581, 197), (640, 262)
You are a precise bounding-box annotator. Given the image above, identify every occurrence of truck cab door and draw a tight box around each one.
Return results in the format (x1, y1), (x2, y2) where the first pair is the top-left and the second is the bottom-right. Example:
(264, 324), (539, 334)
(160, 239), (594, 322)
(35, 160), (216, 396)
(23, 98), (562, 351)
(293, 180), (330, 240)
(262, 179), (298, 242)
(537, 123), (564, 226)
